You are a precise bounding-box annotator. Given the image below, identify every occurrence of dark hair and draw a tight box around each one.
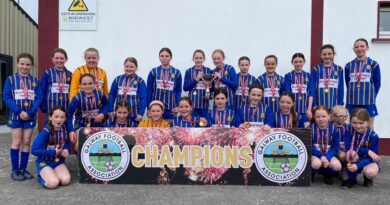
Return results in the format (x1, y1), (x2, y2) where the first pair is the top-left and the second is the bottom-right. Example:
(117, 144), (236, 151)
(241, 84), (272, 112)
(354, 38), (369, 47)
(17, 53), (34, 66)
(320, 44), (335, 55)
(291, 53), (305, 62)
(213, 88), (229, 99)
(238, 56), (250, 65)
(212, 49), (225, 59)
(124, 57), (138, 67)
(84, 48), (99, 58)
(311, 106), (331, 124)
(264, 55), (278, 64)
(115, 100), (130, 112)
(193, 49), (205, 58)
(249, 83), (264, 94)
(279, 92), (298, 127)
(179, 96), (193, 107)
(48, 106), (67, 145)
(51, 48), (68, 60)
(350, 108), (370, 122)
(79, 73), (95, 83)
(159, 47), (172, 57)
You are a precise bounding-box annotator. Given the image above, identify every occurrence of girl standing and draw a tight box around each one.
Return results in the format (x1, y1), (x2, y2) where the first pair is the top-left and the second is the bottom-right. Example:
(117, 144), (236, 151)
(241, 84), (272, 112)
(234, 56), (258, 111)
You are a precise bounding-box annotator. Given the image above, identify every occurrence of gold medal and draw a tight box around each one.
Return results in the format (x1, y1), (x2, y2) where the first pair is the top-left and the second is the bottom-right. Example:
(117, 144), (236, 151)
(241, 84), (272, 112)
(8, 120), (12, 125)
(334, 71), (338, 76)
(225, 71), (229, 76)
(242, 98), (246, 103)
(246, 123), (251, 128)
(272, 98), (276, 102)
(193, 91), (197, 95)
(367, 65), (371, 69)
(261, 113), (265, 119)
(59, 96), (63, 100)
(357, 83), (360, 88)
(55, 157), (60, 162)
(305, 77), (309, 82)
(24, 102), (29, 107)
(87, 123), (91, 128)
(199, 121), (205, 127)
(32, 82), (36, 88)
(98, 100), (101, 105)
(277, 80), (280, 85)
(171, 74), (175, 78)
(228, 116), (232, 122)
(134, 80), (138, 85)
(298, 95), (302, 100)
(324, 89), (329, 93)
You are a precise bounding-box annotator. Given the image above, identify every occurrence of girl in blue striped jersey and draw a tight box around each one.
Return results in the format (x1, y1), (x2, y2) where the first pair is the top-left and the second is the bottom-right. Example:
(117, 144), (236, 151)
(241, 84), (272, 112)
(273, 92), (306, 128)
(3, 53), (43, 181)
(147, 48), (182, 120)
(343, 108), (380, 189)
(331, 106), (351, 163)
(31, 106), (71, 189)
(237, 84), (273, 131)
(170, 97), (207, 128)
(283, 53), (312, 125)
(108, 57), (147, 124)
(183, 50), (213, 118)
(310, 106), (341, 185)
(211, 49), (238, 108)
(40, 48), (72, 117)
(345, 38), (381, 129)
(106, 101), (136, 127)
(234, 56), (258, 111)
(207, 88), (238, 128)
(257, 55), (284, 114)
(310, 44), (344, 113)
(67, 74), (109, 151)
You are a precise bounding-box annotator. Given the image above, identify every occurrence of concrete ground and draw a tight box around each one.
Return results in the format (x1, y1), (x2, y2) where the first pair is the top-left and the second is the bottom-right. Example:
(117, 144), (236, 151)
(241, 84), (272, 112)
(0, 126), (389, 205)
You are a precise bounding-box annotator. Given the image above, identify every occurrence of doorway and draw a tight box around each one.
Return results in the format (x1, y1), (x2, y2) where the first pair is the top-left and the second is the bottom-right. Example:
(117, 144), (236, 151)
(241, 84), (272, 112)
(0, 54), (13, 125)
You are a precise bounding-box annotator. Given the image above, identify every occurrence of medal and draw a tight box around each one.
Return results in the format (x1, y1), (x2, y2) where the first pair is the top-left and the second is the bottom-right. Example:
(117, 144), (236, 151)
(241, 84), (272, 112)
(134, 80), (138, 85)
(193, 91), (197, 95)
(228, 116), (232, 122)
(324, 89), (329, 93)
(357, 83), (360, 88)
(55, 157), (60, 162)
(261, 113), (265, 119)
(199, 121), (205, 127)
(59, 96), (63, 100)
(32, 82), (36, 88)
(87, 123), (91, 128)
(24, 102), (29, 107)
(298, 95), (302, 100)
(272, 98), (275, 102)
(171, 73), (175, 78)
(246, 123), (251, 128)
(242, 98), (246, 103)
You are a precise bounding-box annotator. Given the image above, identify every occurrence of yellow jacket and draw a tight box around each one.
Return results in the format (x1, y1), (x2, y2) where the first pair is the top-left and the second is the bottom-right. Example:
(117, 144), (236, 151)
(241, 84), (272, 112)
(69, 65), (109, 102)
(138, 118), (170, 128)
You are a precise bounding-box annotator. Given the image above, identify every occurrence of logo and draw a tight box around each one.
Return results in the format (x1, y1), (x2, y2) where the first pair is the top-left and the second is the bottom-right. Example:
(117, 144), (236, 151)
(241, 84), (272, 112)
(68, 0), (88, 11)
(254, 132), (307, 183)
(81, 131), (130, 181)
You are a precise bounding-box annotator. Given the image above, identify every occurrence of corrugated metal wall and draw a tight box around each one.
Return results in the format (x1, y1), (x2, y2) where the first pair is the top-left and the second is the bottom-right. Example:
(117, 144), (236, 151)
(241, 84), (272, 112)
(0, 0), (38, 76)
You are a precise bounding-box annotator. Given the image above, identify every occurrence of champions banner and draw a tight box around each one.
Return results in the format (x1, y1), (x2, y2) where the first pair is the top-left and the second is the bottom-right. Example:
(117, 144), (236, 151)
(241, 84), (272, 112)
(78, 127), (312, 186)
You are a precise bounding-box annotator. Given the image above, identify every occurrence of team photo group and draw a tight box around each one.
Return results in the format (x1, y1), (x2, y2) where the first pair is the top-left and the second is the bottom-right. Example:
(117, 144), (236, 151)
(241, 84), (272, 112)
(3, 38), (381, 189)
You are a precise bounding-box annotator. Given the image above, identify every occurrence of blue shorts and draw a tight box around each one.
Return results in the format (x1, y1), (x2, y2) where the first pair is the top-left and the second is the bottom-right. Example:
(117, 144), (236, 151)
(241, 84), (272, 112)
(7, 119), (36, 129)
(346, 104), (378, 117)
(36, 160), (63, 174)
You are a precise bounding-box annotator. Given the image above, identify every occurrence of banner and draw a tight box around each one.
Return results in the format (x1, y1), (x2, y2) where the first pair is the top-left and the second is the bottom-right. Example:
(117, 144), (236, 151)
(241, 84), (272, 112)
(78, 127), (311, 186)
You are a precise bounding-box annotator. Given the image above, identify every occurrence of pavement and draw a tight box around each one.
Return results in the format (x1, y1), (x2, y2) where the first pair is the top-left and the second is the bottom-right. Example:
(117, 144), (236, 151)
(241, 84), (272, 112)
(0, 126), (389, 205)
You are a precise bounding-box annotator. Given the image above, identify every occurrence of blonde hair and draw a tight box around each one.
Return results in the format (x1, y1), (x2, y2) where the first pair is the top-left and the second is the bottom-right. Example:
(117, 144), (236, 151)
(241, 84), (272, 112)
(331, 105), (349, 122)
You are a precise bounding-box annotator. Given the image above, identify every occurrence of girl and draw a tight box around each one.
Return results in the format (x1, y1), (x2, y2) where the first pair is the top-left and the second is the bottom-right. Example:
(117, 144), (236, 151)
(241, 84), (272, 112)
(31, 106), (71, 189)
(237, 84), (273, 130)
(234, 56), (258, 111)
(105, 101), (136, 127)
(69, 48), (109, 101)
(139, 100), (170, 128)
(331, 106), (351, 163)
(309, 44), (344, 113)
(40, 48), (72, 116)
(343, 108), (380, 188)
(345, 38), (381, 129)
(207, 88), (238, 128)
(273, 92), (305, 128)
(257, 55), (284, 114)
(67, 74), (109, 149)
(310, 106), (341, 185)
(183, 49), (213, 118)
(211, 49), (238, 108)
(282, 53), (312, 125)
(147, 47), (182, 120)
(3, 53), (43, 181)
(170, 97), (207, 127)
(108, 57), (147, 124)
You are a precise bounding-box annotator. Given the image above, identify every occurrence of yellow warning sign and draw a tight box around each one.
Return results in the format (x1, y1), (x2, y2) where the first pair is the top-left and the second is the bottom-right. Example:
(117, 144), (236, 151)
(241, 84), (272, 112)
(68, 0), (89, 11)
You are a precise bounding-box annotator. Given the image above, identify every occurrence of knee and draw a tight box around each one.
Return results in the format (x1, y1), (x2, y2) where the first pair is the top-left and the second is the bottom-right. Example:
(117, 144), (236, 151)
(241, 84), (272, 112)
(364, 168), (379, 179)
(59, 174), (71, 186)
(338, 151), (346, 162)
(330, 159), (342, 171)
(11, 139), (22, 148)
(45, 177), (60, 189)
(311, 159), (322, 170)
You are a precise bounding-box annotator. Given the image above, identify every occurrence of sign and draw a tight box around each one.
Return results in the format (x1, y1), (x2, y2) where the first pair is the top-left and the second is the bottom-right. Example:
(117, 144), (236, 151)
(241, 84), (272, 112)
(78, 127), (311, 186)
(59, 0), (97, 31)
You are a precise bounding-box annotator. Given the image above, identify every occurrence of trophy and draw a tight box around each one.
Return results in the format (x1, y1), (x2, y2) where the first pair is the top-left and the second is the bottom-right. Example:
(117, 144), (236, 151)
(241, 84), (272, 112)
(200, 73), (216, 100)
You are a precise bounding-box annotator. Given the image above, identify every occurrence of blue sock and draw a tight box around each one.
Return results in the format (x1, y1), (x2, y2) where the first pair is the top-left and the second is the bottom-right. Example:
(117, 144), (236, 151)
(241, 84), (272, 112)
(20, 152), (30, 170)
(38, 175), (47, 188)
(326, 167), (339, 176)
(347, 170), (358, 181)
(10, 149), (19, 171)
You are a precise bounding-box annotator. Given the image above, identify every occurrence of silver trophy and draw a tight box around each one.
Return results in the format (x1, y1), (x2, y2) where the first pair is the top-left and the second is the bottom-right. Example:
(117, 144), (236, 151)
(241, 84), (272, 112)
(200, 73), (216, 100)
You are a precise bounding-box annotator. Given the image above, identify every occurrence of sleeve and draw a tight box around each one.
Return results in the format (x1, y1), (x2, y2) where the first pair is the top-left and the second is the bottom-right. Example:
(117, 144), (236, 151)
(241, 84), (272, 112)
(108, 79), (118, 113)
(264, 106), (274, 127)
(309, 68), (317, 105)
(27, 80), (43, 118)
(102, 70), (109, 98)
(325, 128), (340, 160)
(138, 79), (147, 116)
(138, 120), (147, 128)
(63, 132), (71, 151)
(3, 77), (22, 115)
(279, 76), (285, 95)
(100, 93), (109, 115)
(220, 67), (238, 89)
(39, 71), (49, 113)
(69, 68), (81, 102)
(373, 62), (381, 98)
(235, 108), (243, 125)
(344, 63), (351, 91)
(307, 73), (314, 97)
(183, 69), (197, 91)
(147, 70), (155, 107)
(66, 97), (79, 132)
(345, 131), (352, 151)
(174, 71), (182, 107)
(283, 73), (292, 93)
(31, 130), (57, 158)
(337, 67), (344, 106)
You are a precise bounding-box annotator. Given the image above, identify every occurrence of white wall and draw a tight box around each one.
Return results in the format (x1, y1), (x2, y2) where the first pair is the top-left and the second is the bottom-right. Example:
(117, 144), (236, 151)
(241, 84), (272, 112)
(59, 0), (312, 88)
(324, 0), (390, 138)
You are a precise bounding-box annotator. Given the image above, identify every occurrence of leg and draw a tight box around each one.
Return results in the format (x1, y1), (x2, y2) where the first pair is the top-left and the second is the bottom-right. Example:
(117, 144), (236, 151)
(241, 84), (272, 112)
(363, 163), (379, 180)
(54, 164), (71, 186)
(39, 166), (60, 189)
(21, 128), (33, 152)
(329, 157), (342, 172)
(10, 128), (23, 171)
(311, 156), (322, 170)
(338, 151), (346, 163)
(20, 128), (34, 179)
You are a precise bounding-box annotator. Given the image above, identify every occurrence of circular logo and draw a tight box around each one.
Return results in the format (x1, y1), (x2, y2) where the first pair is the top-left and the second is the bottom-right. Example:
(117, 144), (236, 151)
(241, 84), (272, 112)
(81, 131), (130, 181)
(254, 132), (307, 183)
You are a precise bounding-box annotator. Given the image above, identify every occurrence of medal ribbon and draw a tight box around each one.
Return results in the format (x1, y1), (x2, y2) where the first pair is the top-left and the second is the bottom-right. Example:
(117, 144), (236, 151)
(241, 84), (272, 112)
(19, 74), (30, 100)
(84, 93), (96, 126)
(294, 71), (304, 95)
(247, 105), (258, 122)
(266, 75), (276, 97)
(160, 66), (171, 89)
(240, 74), (248, 100)
(354, 58), (367, 85)
(215, 109), (226, 127)
(317, 125), (329, 154)
(280, 113), (292, 128)
(323, 65), (333, 90)
(348, 129), (368, 161)
(214, 64), (225, 88)
(122, 75), (134, 97)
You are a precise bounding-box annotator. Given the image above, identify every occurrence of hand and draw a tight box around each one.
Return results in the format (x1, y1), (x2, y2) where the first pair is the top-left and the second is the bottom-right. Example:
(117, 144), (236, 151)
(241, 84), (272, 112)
(304, 122), (310, 128)
(215, 72), (221, 79)
(368, 150), (381, 162)
(306, 109), (312, 120)
(55, 144), (62, 155)
(347, 163), (358, 172)
(94, 113), (105, 123)
(171, 107), (179, 114)
(239, 124), (249, 133)
(321, 156), (329, 168)
(262, 125), (271, 131)
(69, 131), (77, 144)
(199, 117), (207, 127)
(19, 111), (29, 120)
(196, 72), (204, 81)
(135, 114), (143, 122)
(61, 149), (69, 158)
(108, 112), (114, 118)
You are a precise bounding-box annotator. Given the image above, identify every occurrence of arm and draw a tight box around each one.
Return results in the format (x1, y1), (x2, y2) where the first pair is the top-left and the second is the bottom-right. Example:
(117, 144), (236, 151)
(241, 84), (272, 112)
(344, 63), (351, 91)
(283, 73), (292, 93)
(28, 80), (43, 118)
(102, 70), (109, 98)
(325, 129), (340, 160)
(108, 79), (118, 113)
(99, 93), (109, 115)
(264, 106), (274, 127)
(337, 67), (344, 106)
(220, 67), (238, 89)
(174, 71), (182, 107)
(373, 62), (381, 98)
(31, 130), (57, 158)
(3, 77), (22, 115)
(66, 97), (79, 132)
(69, 68), (81, 102)
(39, 71), (49, 113)
(138, 79), (147, 116)
(147, 70), (155, 106)
(183, 69), (197, 91)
